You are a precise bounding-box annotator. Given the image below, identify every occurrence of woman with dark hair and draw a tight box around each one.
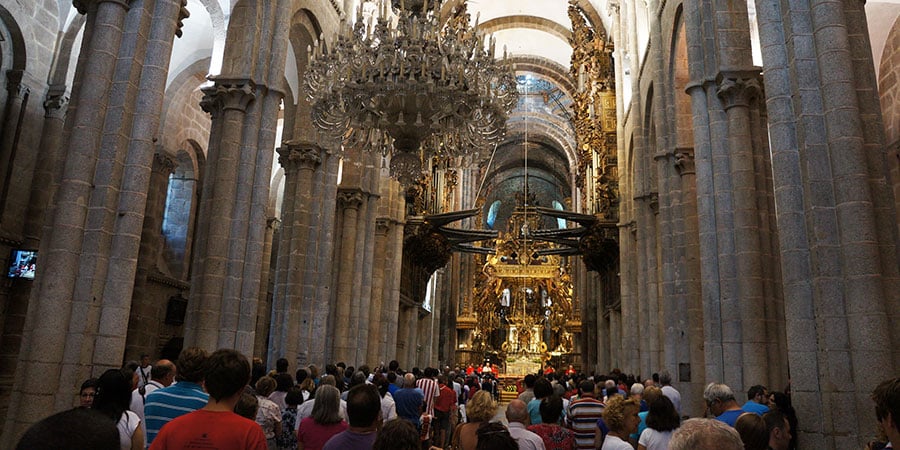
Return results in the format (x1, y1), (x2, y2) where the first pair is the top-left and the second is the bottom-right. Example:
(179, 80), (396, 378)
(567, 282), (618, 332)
(255, 376), (283, 449)
(373, 419), (419, 450)
(297, 385), (347, 450)
(637, 395), (680, 450)
(277, 387), (303, 450)
(271, 373), (295, 411)
(79, 378), (99, 408)
(527, 396), (576, 450)
(527, 378), (555, 425)
(93, 368), (144, 450)
(475, 422), (518, 450)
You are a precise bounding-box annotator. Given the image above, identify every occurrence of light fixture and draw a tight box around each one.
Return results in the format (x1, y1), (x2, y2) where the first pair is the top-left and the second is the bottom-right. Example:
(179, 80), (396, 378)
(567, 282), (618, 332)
(304, 0), (518, 184)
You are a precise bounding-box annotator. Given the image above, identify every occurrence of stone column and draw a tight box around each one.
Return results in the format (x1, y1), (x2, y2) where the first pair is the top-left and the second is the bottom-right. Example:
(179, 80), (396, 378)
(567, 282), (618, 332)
(672, 150), (704, 416)
(254, 216), (278, 361)
(753, 0), (900, 443)
(22, 86), (69, 245)
(367, 218), (391, 364)
(381, 187), (405, 361)
(125, 151), (176, 358)
(0, 71), (29, 218)
(715, 74), (769, 389)
(185, 80), (256, 351)
(396, 304), (412, 366)
(268, 142), (323, 369)
(332, 188), (364, 363)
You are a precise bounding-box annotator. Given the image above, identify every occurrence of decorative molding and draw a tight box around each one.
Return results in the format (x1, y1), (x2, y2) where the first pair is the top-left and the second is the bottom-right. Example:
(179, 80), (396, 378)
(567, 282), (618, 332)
(674, 148), (695, 176)
(74, 0), (131, 15)
(337, 189), (365, 210)
(200, 78), (256, 115)
(148, 270), (191, 290)
(43, 85), (69, 116)
(716, 72), (761, 110)
(277, 142), (324, 171)
(153, 152), (177, 175)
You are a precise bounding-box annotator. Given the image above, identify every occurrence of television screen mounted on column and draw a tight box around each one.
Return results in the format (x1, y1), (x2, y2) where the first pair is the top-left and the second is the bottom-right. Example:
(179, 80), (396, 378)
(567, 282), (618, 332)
(7, 249), (37, 280)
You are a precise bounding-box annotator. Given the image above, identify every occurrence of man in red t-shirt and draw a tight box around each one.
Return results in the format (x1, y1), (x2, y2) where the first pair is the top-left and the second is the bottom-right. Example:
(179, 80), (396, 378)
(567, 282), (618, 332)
(150, 349), (267, 450)
(433, 375), (458, 448)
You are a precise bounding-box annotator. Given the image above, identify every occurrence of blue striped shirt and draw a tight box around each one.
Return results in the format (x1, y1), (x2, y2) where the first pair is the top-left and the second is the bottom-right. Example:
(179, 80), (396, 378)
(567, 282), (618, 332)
(143, 381), (208, 447)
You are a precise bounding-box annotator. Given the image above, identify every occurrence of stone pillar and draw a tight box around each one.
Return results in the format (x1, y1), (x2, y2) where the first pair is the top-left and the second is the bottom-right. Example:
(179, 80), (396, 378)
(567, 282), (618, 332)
(715, 74), (769, 389)
(396, 304), (413, 366)
(185, 0), (290, 356)
(185, 80), (256, 351)
(754, 0), (900, 444)
(675, 149), (705, 417)
(125, 151), (176, 359)
(22, 86), (69, 245)
(2, 0), (188, 443)
(381, 187), (405, 361)
(332, 188), (364, 363)
(367, 218), (391, 364)
(254, 216), (277, 361)
(268, 142), (323, 369)
(0, 71), (29, 219)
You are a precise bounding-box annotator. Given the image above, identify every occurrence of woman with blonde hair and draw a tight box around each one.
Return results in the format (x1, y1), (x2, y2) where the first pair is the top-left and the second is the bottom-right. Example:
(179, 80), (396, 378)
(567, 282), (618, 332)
(600, 396), (640, 450)
(452, 390), (497, 450)
(297, 385), (347, 450)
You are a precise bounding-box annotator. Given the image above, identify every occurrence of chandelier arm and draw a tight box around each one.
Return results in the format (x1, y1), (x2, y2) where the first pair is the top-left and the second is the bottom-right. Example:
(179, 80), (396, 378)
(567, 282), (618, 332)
(472, 141), (499, 208)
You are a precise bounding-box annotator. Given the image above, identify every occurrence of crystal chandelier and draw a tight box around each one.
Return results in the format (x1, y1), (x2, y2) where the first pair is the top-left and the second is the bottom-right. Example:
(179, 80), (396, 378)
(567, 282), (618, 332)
(304, 0), (519, 183)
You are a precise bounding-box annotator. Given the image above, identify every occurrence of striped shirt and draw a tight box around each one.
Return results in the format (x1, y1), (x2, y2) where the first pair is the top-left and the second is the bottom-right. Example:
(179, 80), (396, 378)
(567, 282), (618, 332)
(416, 378), (440, 416)
(143, 381), (209, 447)
(566, 396), (605, 449)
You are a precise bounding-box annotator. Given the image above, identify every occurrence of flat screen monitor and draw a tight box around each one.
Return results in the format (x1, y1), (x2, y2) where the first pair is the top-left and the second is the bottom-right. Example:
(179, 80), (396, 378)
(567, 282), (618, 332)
(7, 249), (37, 280)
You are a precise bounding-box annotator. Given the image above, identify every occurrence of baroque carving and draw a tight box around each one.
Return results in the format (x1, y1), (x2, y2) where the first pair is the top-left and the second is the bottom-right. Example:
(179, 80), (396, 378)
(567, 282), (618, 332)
(569, 3), (618, 221)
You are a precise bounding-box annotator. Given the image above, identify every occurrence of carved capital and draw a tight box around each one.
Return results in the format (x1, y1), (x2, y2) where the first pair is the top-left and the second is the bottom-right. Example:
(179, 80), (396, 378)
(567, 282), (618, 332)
(674, 148), (695, 176)
(716, 73), (760, 110)
(277, 142), (323, 171)
(153, 152), (177, 175)
(375, 218), (391, 235)
(44, 85), (70, 117)
(200, 79), (256, 115)
(5, 70), (29, 99)
(338, 189), (365, 210)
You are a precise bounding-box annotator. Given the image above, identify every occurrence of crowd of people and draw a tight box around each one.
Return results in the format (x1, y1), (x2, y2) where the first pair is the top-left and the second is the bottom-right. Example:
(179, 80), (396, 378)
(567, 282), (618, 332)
(13, 351), (900, 450)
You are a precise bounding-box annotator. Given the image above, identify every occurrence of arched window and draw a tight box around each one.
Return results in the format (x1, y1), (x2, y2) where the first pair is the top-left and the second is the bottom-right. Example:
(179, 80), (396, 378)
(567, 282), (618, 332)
(487, 200), (501, 229)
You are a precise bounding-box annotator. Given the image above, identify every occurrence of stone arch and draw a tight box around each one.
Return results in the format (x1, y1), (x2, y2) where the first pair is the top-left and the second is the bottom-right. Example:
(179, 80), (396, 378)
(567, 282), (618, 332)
(287, 8), (325, 139)
(0, 4), (26, 117)
(160, 57), (213, 156)
(879, 15), (900, 229)
(479, 16), (572, 43)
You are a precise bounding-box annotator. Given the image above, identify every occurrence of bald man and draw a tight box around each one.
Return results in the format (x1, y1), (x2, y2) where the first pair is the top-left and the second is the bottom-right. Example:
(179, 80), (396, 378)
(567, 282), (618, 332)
(131, 359), (176, 435)
(393, 373), (425, 427)
(506, 399), (546, 450)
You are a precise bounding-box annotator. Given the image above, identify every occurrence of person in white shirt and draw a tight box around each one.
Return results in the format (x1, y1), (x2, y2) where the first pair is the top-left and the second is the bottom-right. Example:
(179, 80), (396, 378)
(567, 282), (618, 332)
(136, 354), (153, 389)
(506, 399), (546, 450)
(600, 396), (640, 450)
(130, 359), (175, 437)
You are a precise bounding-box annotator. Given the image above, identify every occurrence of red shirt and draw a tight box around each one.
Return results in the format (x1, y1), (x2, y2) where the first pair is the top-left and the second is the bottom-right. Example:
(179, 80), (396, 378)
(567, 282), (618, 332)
(435, 384), (456, 413)
(149, 409), (267, 450)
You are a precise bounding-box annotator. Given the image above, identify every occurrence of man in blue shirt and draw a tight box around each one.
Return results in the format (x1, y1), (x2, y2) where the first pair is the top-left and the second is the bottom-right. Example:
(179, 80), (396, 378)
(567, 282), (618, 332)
(393, 373), (425, 427)
(704, 382), (744, 427)
(742, 384), (770, 415)
(143, 347), (209, 446)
